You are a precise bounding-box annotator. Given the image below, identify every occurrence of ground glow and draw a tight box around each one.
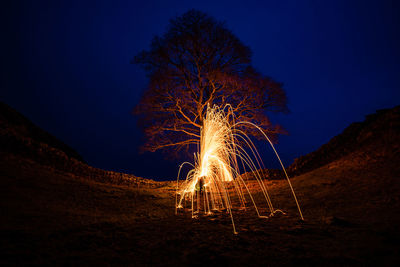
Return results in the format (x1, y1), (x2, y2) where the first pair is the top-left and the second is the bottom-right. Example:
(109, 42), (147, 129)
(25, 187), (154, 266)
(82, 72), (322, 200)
(175, 105), (303, 234)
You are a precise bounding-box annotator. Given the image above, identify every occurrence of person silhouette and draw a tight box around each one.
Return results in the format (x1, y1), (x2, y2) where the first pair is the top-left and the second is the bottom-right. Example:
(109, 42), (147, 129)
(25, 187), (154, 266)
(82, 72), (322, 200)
(199, 177), (204, 194)
(195, 177), (206, 213)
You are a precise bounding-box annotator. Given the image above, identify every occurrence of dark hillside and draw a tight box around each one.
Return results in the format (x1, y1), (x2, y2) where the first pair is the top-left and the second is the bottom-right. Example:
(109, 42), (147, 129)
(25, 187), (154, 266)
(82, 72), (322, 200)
(288, 106), (400, 176)
(1, 103), (399, 265)
(0, 101), (159, 186)
(0, 101), (84, 162)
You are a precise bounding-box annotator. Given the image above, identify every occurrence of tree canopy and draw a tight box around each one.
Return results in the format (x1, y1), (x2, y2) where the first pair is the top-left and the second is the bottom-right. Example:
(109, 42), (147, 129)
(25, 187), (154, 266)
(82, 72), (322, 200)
(133, 9), (288, 155)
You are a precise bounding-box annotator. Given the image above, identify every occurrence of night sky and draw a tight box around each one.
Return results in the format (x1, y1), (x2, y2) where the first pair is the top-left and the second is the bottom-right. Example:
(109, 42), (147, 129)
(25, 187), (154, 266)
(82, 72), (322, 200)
(2, 0), (399, 180)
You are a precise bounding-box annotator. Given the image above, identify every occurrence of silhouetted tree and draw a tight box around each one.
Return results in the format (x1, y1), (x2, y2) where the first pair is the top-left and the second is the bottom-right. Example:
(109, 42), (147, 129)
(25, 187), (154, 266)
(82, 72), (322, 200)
(133, 10), (287, 155)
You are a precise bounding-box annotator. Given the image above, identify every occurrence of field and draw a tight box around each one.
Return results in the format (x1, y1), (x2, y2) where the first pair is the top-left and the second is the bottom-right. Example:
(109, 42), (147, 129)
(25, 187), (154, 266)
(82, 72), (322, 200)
(2, 143), (399, 266)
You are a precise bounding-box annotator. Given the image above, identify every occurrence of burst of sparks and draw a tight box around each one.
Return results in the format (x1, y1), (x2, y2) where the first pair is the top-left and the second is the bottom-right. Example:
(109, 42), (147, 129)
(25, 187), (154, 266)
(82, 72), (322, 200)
(175, 105), (303, 234)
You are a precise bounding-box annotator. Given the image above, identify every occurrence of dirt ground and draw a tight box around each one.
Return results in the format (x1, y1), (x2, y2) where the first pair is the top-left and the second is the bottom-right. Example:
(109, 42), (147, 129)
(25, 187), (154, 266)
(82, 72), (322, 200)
(1, 149), (400, 266)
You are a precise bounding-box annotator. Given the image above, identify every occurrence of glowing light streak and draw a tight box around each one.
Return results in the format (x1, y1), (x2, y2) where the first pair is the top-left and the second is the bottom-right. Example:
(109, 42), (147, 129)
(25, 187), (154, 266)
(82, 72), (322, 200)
(175, 105), (303, 234)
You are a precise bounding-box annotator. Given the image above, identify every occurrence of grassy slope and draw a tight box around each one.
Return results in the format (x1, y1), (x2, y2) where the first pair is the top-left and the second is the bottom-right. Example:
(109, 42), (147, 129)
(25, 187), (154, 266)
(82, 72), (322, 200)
(0, 154), (173, 265)
(1, 102), (399, 265)
(2, 141), (399, 266)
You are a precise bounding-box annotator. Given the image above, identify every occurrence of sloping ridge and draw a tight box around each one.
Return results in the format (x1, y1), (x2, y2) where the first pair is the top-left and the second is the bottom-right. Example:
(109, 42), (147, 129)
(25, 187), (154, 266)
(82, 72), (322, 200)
(0, 101), (84, 162)
(288, 105), (400, 176)
(0, 101), (159, 187)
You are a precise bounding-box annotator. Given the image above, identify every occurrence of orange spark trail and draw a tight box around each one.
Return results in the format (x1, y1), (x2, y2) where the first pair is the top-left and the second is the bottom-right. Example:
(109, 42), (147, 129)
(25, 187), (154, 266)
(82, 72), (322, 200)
(175, 105), (303, 234)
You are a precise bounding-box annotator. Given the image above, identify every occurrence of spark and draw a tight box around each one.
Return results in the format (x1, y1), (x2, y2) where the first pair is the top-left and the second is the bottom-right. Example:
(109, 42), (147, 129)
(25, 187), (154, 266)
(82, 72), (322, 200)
(175, 105), (303, 234)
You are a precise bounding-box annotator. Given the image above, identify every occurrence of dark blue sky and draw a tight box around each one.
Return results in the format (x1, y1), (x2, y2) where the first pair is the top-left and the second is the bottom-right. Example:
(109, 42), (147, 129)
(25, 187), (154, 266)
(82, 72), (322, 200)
(2, 0), (399, 180)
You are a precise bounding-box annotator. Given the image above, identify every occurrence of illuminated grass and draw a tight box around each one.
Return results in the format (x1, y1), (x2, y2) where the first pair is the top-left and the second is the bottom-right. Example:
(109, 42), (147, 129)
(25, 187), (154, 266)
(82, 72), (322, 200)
(176, 105), (303, 234)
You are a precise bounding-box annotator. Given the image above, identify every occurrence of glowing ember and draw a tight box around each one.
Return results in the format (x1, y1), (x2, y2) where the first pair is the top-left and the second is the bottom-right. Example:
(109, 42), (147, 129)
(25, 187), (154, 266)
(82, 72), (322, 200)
(175, 105), (303, 234)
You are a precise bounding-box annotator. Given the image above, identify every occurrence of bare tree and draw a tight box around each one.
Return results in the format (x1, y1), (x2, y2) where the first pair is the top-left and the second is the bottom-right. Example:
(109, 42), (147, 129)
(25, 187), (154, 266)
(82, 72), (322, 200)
(133, 10), (287, 155)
